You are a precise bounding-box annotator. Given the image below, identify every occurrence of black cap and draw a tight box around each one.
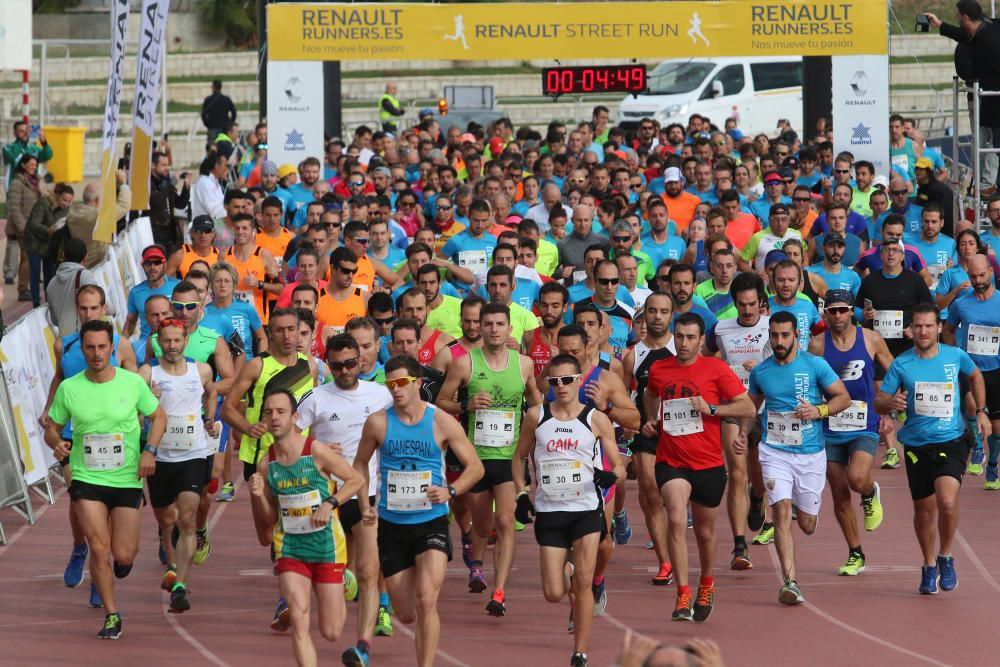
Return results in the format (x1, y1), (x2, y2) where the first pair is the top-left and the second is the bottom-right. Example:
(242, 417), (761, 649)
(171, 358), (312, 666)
(191, 215), (215, 233)
(823, 232), (846, 246)
(777, 166), (795, 180)
(769, 202), (790, 217)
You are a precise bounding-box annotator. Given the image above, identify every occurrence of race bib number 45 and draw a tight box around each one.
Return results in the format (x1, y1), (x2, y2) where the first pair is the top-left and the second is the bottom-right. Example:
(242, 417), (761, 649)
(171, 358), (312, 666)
(83, 432), (125, 470)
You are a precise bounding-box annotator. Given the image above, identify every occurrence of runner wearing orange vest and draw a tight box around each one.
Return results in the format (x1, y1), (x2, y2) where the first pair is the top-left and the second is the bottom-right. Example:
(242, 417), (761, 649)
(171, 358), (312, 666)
(316, 246), (369, 349)
(172, 215), (220, 279)
(226, 214), (281, 324)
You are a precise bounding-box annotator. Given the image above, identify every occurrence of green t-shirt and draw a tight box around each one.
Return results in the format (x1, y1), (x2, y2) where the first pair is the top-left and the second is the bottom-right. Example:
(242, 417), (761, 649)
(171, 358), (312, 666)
(536, 238), (560, 277)
(427, 295), (463, 339)
(49, 368), (159, 489)
(509, 302), (540, 341)
(151, 325), (220, 364)
(466, 348), (526, 460)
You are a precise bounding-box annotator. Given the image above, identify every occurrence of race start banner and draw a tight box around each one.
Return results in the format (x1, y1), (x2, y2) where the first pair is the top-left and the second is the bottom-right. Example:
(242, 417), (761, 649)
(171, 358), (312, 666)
(268, 1), (889, 62)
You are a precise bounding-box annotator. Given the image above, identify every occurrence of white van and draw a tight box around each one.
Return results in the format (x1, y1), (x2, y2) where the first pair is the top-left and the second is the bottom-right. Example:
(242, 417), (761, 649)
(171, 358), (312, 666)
(618, 56), (803, 136)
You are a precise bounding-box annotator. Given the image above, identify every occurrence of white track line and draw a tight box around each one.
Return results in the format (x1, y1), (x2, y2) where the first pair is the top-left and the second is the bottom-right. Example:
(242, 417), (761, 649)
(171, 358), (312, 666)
(764, 542), (950, 666)
(955, 530), (1000, 594)
(0, 485), (66, 557)
(394, 621), (473, 667)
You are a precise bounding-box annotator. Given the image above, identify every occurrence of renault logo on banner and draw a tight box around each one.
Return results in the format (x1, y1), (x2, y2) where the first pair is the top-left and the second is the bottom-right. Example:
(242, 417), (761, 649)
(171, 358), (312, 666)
(284, 77), (303, 103)
(850, 70), (869, 97)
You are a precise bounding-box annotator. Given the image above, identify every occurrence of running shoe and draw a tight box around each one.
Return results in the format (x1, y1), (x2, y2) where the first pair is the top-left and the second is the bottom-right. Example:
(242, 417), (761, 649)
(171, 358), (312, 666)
(985, 465), (1000, 490)
(486, 588), (506, 617)
(570, 651), (589, 667)
(861, 481), (884, 531)
(161, 564), (177, 591)
(343, 568), (359, 601)
(462, 540), (474, 569)
(158, 536), (167, 566)
(644, 540), (654, 550)
(89, 583), (103, 608)
(671, 590), (693, 621)
(730, 546), (753, 571)
(747, 493), (765, 532)
(838, 552), (866, 576)
(968, 448), (985, 476)
(652, 562), (674, 586)
(686, 507), (693, 529)
(64, 543), (88, 588)
(169, 585), (190, 613)
(752, 522), (774, 545)
(919, 564), (939, 595)
(97, 612), (122, 640)
(566, 608), (575, 634)
(469, 566), (487, 593)
(270, 598), (291, 632)
(341, 644), (370, 667)
(881, 447), (900, 469)
(374, 605), (393, 637)
(778, 580), (804, 605)
(693, 583), (714, 623)
(937, 555), (957, 591)
(193, 530), (211, 565)
(592, 581), (607, 617)
(216, 481), (235, 502)
(613, 510), (632, 545)
(514, 518), (526, 532)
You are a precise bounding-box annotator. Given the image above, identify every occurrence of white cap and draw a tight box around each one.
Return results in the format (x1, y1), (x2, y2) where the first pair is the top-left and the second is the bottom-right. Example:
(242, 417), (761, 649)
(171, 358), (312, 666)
(664, 166), (683, 183)
(873, 174), (889, 189)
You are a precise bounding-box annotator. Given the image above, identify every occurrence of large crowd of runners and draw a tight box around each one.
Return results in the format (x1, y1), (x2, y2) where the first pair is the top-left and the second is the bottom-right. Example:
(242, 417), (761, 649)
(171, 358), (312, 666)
(35, 104), (1000, 667)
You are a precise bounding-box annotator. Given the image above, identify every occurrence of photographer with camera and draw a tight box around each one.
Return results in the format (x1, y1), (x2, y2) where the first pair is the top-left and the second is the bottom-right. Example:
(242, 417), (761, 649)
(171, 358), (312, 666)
(924, 1), (1000, 197)
(148, 150), (191, 257)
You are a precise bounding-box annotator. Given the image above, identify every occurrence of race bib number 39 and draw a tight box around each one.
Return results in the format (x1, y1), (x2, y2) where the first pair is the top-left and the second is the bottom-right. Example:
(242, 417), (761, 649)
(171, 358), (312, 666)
(661, 398), (704, 437)
(474, 409), (516, 448)
(766, 411), (803, 447)
(386, 469), (432, 512)
(539, 459), (586, 500)
(83, 432), (125, 470)
(968, 324), (1000, 357)
(914, 381), (953, 418)
(279, 490), (322, 534)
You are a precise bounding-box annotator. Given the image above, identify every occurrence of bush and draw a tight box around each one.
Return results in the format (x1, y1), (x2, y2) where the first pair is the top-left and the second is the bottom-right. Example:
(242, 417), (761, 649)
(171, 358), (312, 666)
(195, 0), (258, 48)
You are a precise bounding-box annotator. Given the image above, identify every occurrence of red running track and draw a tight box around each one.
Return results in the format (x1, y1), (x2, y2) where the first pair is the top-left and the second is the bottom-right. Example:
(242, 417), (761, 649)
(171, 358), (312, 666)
(1, 465), (998, 666)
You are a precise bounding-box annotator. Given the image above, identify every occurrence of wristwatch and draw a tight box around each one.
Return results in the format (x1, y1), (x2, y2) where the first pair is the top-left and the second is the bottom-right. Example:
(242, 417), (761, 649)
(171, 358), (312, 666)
(448, 485), (458, 499)
(709, 404), (717, 416)
(977, 407), (989, 415)
(324, 496), (340, 510)
(142, 444), (158, 456)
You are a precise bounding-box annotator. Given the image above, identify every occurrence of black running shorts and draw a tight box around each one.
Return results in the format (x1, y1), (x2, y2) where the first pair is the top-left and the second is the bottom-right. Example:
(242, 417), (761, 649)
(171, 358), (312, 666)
(337, 495), (377, 535)
(655, 462), (728, 508)
(69, 480), (144, 511)
(470, 459), (514, 493)
(534, 508), (605, 550)
(377, 516), (452, 578)
(147, 458), (209, 509)
(903, 439), (968, 501)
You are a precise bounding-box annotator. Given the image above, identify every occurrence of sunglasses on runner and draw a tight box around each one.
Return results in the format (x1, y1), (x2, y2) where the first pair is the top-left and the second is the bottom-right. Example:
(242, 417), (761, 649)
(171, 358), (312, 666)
(835, 168), (851, 174)
(374, 316), (395, 326)
(825, 306), (851, 315)
(596, 277), (620, 285)
(890, 189), (908, 196)
(350, 237), (370, 245)
(329, 357), (360, 372)
(547, 374), (580, 387)
(171, 301), (199, 311)
(337, 265), (358, 275)
(611, 235), (632, 243)
(386, 376), (419, 390)
(158, 318), (187, 331)
(349, 180), (364, 187)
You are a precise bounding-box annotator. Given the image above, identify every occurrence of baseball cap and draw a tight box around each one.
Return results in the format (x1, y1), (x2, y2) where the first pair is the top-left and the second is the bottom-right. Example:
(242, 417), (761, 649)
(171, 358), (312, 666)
(915, 157), (934, 170)
(372, 166), (391, 178)
(489, 137), (505, 155)
(664, 167), (683, 183)
(778, 166), (795, 180)
(769, 203), (790, 217)
(783, 156), (800, 170)
(823, 232), (846, 246)
(764, 249), (788, 267)
(824, 289), (854, 308)
(763, 171), (782, 185)
(191, 215), (215, 234)
(142, 244), (166, 262)
(277, 163), (297, 180)
(873, 174), (890, 190)
(459, 133), (476, 143)
(261, 160), (277, 177)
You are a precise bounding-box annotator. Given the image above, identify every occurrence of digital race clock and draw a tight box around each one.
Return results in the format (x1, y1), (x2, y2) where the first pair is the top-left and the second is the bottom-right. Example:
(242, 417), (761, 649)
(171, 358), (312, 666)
(541, 65), (647, 97)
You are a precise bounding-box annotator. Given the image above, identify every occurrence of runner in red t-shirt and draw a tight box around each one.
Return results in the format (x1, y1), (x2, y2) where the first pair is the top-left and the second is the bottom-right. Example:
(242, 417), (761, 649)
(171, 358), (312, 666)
(642, 312), (755, 624)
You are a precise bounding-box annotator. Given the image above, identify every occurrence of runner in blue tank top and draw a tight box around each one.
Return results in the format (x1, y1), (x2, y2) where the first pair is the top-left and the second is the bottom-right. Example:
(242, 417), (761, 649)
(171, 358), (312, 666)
(354, 355), (483, 667)
(39, 284), (137, 605)
(808, 290), (894, 577)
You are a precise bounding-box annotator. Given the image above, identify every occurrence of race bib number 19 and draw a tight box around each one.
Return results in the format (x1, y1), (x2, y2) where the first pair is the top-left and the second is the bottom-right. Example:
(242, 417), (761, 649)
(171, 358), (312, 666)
(474, 409), (516, 448)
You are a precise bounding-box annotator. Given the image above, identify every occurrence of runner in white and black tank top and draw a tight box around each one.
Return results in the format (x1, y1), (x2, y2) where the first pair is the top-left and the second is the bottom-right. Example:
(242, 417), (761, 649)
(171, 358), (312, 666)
(630, 339), (677, 456)
(533, 404), (602, 513)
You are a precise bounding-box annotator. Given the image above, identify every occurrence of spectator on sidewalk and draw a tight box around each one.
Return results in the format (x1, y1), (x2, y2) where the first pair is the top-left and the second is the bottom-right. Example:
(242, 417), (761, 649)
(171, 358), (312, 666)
(24, 182), (74, 307)
(66, 170), (130, 268)
(2, 121), (53, 187)
(201, 79), (236, 141)
(45, 237), (102, 335)
(191, 153), (228, 220)
(7, 154), (43, 302)
(148, 150), (191, 256)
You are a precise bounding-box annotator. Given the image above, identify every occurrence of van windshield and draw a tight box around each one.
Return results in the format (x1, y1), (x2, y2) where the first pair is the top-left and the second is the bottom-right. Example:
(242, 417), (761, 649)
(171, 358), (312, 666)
(646, 62), (715, 95)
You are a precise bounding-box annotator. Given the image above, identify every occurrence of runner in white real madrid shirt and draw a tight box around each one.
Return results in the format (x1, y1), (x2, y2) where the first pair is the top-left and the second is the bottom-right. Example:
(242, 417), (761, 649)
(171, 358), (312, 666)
(747, 311), (851, 606)
(353, 355), (484, 667)
(875, 303), (992, 595)
(295, 333), (393, 667)
(704, 272), (772, 564)
(138, 318), (218, 613)
(512, 354), (624, 667)
(807, 290), (892, 577)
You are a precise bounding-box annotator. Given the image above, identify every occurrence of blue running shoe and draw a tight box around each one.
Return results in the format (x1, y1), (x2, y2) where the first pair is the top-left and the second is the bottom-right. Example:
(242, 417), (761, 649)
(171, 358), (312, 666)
(158, 539), (167, 566)
(64, 543), (88, 588)
(341, 644), (370, 666)
(936, 555), (957, 591)
(89, 582), (103, 608)
(613, 510), (632, 545)
(919, 565), (939, 595)
(270, 598), (290, 632)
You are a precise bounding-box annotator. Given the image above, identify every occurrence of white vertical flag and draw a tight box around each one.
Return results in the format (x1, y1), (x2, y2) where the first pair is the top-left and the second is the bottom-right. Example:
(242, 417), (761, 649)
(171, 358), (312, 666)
(129, 0), (169, 211)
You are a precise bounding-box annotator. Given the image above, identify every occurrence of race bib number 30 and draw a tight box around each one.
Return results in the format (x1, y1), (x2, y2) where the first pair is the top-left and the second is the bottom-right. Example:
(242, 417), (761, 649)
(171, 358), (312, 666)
(539, 459), (586, 500)
(766, 411), (803, 447)
(661, 398), (704, 436)
(279, 490), (322, 534)
(828, 400), (868, 432)
(386, 470), (432, 512)
(83, 432), (125, 470)
(914, 381), (953, 418)
(474, 409), (516, 448)
(968, 324), (1000, 357)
